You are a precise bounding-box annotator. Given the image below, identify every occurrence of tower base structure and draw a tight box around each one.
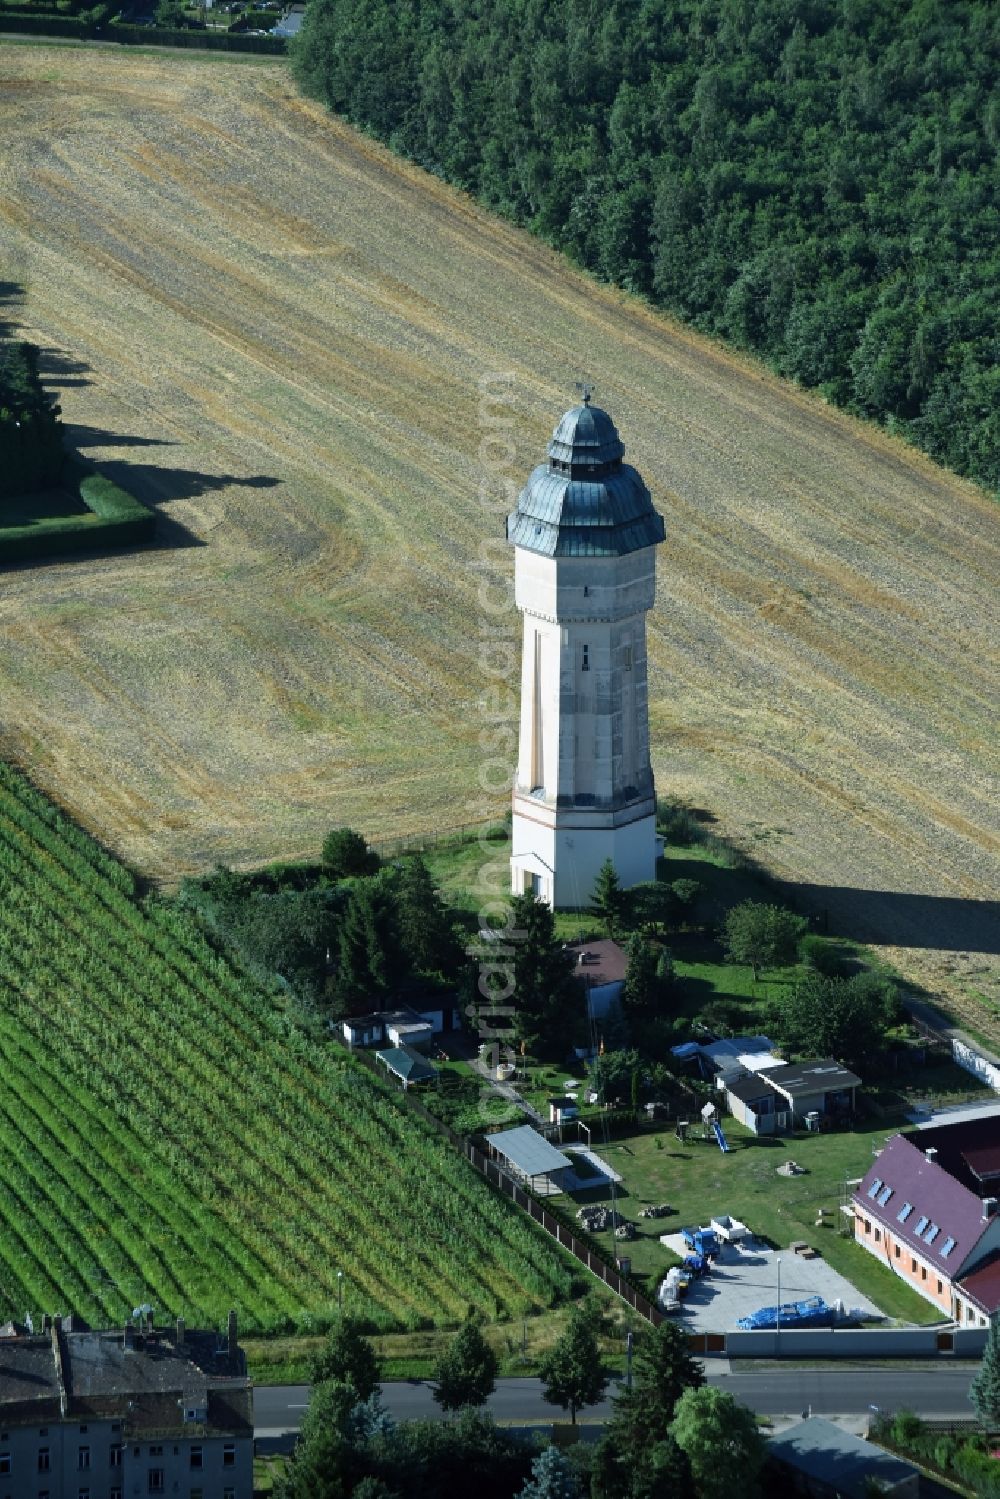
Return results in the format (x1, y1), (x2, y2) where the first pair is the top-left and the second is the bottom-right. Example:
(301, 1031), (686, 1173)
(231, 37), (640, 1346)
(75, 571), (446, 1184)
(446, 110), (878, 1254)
(510, 792), (658, 909)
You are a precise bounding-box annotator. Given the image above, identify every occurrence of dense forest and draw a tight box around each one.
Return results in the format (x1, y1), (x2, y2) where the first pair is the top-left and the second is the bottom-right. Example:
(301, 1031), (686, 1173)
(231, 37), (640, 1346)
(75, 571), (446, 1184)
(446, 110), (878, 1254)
(293, 0), (999, 492)
(0, 336), (63, 499)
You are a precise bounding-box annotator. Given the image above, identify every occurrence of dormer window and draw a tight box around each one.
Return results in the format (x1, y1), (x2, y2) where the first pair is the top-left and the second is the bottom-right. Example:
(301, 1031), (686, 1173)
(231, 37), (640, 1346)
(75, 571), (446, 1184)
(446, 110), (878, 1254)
(581, 644), (590, 672)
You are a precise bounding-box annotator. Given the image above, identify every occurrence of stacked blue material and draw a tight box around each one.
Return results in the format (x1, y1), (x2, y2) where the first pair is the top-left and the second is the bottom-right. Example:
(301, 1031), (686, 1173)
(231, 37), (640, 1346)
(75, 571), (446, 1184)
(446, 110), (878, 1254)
(736, 1295), (834, 1330)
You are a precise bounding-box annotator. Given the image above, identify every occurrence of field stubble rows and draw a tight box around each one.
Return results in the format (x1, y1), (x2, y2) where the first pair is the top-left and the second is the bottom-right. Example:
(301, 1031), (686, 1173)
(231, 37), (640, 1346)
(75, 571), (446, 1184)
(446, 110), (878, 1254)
(0, 48), (997, 1034)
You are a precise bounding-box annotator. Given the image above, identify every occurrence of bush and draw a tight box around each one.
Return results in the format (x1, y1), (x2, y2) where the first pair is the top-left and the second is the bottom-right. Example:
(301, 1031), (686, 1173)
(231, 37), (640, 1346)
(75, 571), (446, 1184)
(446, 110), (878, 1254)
(321, 827), (379, 878)
(656, 799), (702, 846)
(799, 934), (850, 978)
(933, 1436), (958, 1472)
(953, 1442), (1000, 1498)
(890, 1410), (925, 1447)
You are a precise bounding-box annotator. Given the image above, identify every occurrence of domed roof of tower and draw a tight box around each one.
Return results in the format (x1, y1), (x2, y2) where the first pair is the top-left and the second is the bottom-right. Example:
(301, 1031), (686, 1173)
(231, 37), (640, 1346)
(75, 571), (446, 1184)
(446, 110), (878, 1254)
(507, 399), (665, 558)
(548, 402), (625, 470)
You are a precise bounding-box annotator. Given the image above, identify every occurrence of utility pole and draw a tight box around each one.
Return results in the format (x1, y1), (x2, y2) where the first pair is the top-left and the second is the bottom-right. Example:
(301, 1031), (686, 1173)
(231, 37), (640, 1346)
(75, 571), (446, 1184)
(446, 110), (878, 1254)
(625, 1330), (633, 1391)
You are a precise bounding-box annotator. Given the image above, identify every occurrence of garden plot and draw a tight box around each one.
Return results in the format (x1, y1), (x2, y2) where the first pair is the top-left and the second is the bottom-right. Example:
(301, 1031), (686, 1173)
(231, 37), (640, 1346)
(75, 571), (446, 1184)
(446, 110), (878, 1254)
(659, 1235), (884, 1333)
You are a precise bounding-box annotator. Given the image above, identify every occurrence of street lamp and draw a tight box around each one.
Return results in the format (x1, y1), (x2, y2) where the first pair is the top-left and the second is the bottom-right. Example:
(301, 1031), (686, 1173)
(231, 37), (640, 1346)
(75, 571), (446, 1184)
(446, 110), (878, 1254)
(775, 1256), (782, 1355)
(337, 1270), (344, 1315)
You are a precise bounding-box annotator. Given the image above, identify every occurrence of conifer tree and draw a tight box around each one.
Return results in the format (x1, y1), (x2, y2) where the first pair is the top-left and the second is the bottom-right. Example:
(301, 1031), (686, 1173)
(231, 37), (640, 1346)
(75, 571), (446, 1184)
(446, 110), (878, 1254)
(591, 860), (625, 938)
(971, 1317), (1000, 1428)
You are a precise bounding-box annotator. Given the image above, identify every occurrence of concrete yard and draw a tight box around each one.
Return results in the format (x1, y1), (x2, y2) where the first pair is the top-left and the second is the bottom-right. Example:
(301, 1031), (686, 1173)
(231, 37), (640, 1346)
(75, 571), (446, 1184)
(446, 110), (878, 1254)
(659, 1235), (884, 1333)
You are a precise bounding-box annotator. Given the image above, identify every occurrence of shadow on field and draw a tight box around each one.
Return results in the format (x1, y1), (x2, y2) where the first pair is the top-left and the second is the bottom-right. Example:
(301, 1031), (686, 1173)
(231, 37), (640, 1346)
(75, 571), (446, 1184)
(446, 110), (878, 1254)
(786, 884), (1000, 956)
(80, 457), (282, 551)
(37, 347), (92, 389)
(67, 424), (178, 450)
(94, 457), (281, 507)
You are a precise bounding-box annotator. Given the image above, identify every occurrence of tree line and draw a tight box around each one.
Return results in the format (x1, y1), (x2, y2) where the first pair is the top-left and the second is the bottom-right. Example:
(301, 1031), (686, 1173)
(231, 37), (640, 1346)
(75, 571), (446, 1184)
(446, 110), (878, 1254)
(292, 0), (999, 493)
(0, 336), (64, 500)
(279, 1307), (766, 1498)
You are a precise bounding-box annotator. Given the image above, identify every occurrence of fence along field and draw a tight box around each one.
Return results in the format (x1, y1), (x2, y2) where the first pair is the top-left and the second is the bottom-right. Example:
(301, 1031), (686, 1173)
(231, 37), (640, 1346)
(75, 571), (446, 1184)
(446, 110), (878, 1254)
(0, 49), (998, 1039)
(0, 761), (572, 1333)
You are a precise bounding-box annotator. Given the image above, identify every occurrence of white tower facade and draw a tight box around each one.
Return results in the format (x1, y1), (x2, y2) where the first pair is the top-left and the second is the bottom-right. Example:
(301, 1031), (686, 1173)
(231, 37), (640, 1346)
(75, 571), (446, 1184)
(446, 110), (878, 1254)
(507, 399), (665, 908)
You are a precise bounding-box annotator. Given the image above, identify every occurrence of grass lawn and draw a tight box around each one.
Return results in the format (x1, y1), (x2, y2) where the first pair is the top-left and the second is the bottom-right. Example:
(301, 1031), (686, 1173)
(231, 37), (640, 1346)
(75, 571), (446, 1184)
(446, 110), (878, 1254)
(243, 1303), (637, 1385)
(557, 1115), (943, 1326)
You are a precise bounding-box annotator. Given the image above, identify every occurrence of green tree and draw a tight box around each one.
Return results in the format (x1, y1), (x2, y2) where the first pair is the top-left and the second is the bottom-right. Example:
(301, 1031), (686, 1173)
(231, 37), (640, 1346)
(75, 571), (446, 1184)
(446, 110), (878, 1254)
(433, 1312), (498, 1412)
(970, 1317), (1000, 1428)
(154, 0), (187, 25)
(669, 1386), (766, 1499)
(627, 881), (677, 936)
(591, 859), (626, 938)
(363, 1409), (531, 1499)
(322, 826), (379, 879)
(275, 1378), (354, 1499)
(670, 879), (704, 926)
(517, 1444), (581, 1499)
(0, 337), (63, 501)
(507, 893), (576, 1058)
(589, 1048), (642, 1105)
(627, 1320), (705, 1432)
(539, 1304), (608, 1425)
(335, 872), (404, 1010)
(722, 901), (807, 980)
(309, 1315), (381, 1401)
(775, 970), (898, 1070)
(621, 932), (660, 1018)
(594, 1321), (702, 1497)
(396, 855), (462, 979)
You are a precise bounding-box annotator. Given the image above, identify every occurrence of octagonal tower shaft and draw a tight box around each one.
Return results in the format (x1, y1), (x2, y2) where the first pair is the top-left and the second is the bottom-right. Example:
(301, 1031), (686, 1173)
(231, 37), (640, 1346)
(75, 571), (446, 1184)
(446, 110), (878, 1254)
(506, 402), (665, 909)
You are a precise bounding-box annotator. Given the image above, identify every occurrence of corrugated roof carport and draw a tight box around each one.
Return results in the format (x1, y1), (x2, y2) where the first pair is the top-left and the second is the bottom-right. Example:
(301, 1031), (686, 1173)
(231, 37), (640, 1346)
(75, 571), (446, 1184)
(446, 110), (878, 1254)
(485, 1125), (573, 1196)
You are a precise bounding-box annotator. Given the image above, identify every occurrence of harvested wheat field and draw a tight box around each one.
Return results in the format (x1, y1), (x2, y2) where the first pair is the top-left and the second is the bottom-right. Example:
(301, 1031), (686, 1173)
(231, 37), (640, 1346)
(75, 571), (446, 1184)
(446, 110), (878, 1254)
(0, 46), (997, 1035)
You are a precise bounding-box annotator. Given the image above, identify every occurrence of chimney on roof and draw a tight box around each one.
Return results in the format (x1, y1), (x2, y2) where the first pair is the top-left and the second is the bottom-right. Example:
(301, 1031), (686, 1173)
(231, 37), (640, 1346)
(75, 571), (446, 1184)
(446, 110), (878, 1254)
(145, 1310), (154, 1335)
(52, 1314), (62, 1333)
(175, 1317), (186, 1348)
(43, 1314), (52, 1334)
(227, 1309), (237, 1362)
(924, 1147), (938, 1162)
(983, 1197), (998, 1220)
(124, 1321), (135, 1352)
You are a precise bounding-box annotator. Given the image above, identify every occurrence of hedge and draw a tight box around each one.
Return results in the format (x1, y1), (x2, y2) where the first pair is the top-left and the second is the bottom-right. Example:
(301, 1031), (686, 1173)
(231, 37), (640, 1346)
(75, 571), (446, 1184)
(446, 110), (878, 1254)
(0, 12), (287, 47)
(0, 10), (91, 32)
(0, 458), (155, 565)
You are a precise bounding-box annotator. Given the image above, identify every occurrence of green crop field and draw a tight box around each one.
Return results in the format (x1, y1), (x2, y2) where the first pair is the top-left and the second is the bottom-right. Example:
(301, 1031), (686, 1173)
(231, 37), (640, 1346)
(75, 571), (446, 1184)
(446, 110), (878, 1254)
(0, 760), (572, 1333)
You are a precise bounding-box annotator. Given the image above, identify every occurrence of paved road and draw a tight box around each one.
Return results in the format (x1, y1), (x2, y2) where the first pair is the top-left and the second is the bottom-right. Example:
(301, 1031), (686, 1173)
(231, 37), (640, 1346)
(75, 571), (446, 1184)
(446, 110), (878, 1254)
(254, 1365), (977, 1435)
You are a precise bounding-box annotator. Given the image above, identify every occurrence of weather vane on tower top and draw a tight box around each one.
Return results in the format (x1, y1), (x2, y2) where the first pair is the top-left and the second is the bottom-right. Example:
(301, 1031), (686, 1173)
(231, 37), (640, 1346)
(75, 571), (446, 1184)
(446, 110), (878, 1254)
(575, 380), (594, 406)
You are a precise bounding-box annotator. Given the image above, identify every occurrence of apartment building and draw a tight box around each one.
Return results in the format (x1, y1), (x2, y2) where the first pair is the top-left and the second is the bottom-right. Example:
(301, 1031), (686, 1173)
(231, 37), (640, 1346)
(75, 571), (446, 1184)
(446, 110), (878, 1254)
(0, 1312), (252, 1499)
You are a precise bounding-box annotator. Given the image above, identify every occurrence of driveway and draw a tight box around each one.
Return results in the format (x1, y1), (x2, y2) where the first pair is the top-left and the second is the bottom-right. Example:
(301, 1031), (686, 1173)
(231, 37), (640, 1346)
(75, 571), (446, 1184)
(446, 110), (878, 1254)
(659, 1236), (884, 1332)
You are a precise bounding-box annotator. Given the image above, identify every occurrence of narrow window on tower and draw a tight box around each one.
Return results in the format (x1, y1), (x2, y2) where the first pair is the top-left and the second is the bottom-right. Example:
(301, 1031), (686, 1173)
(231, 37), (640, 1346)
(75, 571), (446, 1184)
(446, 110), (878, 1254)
(624, 643), (633, 671)
(581, 644), (590, 672)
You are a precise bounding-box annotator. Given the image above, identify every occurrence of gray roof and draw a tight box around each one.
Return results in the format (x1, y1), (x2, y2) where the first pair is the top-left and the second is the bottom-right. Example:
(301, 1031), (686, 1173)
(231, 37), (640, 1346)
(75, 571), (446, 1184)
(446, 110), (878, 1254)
(767, 1417), (917, 1498)
(486, 1125), (572, 1177)
(0, 1329), (250, 1434)
(344, 1006), (430, 1032)
(759, 1058), (860, 1097)
(0, 1338), (61, 1409)
(507, 402), (665, 558)
(727, 1075), (782, 1106)
(375, 1045), (437, 1083)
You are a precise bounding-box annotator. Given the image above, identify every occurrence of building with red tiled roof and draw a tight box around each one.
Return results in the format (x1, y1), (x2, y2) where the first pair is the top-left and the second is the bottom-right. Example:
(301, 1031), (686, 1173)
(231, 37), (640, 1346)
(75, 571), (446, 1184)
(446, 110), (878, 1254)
(854, 1117), (1000, 1324)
